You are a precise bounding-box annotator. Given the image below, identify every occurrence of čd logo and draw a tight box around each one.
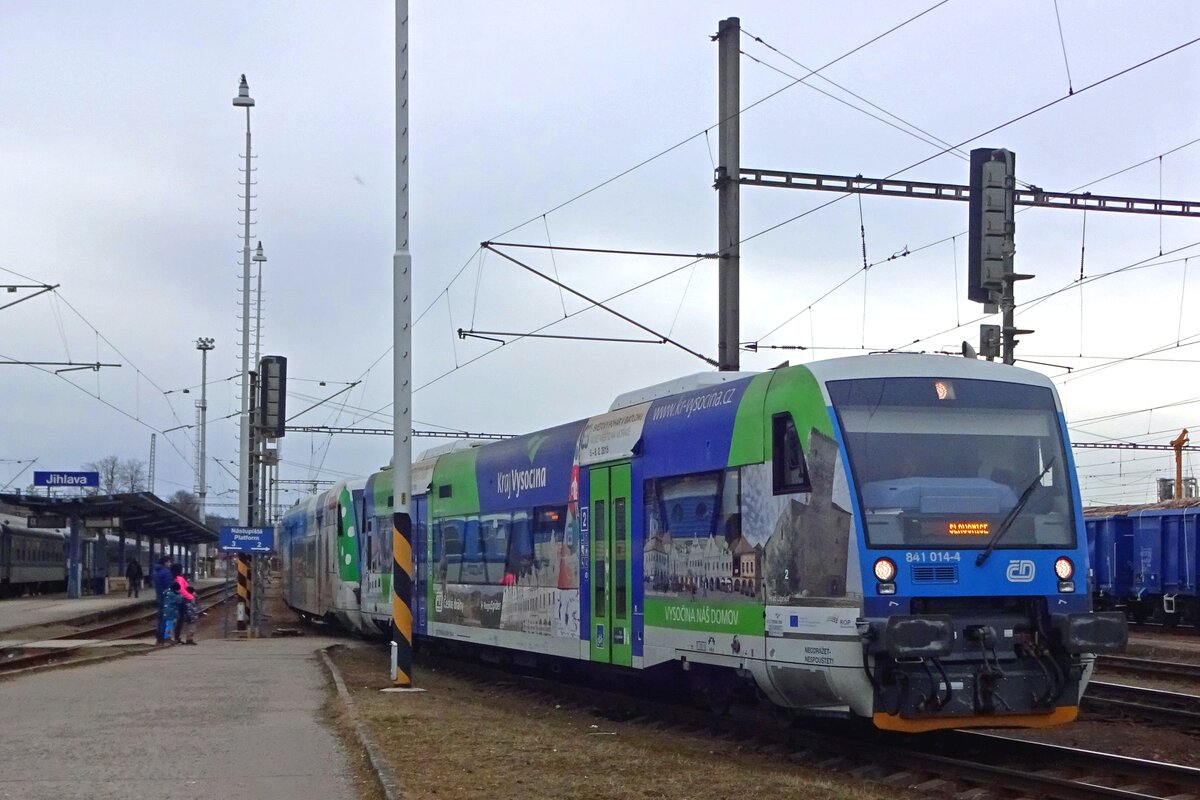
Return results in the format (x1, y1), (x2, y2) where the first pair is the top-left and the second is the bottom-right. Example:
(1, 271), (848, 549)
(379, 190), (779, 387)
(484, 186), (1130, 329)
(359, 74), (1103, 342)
(1005, 559), (1036, 582)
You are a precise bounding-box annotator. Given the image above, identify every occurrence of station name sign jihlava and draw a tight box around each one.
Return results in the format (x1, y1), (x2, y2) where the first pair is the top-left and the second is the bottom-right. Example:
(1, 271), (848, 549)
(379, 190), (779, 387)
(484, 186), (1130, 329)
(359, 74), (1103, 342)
(218, 526), (274, 553)
(33, 471), (99, 488)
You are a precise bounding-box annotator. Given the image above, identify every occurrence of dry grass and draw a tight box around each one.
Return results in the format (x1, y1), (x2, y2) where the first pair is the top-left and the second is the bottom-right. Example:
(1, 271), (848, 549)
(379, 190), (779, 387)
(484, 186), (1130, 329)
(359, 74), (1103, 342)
(331, 646), (900, 800)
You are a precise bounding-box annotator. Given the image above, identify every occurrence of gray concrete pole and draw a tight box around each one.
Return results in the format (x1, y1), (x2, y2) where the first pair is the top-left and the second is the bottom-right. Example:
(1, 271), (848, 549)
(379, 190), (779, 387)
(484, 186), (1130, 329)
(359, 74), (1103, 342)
(717, 17), (741, 372)
(391, 0), (415, 686)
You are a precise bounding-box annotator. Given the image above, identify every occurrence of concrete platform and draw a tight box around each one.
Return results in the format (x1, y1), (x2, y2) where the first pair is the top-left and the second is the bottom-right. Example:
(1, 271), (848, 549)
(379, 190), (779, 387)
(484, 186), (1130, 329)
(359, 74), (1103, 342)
(0, 578), (228, 634)
(0, 638), (153, 648)
(0, 637), (356, 800)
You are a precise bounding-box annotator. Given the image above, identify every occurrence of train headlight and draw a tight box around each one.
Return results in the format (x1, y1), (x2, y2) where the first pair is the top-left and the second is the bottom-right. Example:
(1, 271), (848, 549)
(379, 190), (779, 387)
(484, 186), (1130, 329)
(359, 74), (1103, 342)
(873, 558), (897, 582)
(1055, 556), (1075, 592)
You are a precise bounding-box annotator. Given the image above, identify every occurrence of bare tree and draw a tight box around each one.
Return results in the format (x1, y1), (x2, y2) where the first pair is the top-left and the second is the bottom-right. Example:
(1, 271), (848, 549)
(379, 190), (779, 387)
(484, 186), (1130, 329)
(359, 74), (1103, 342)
(83, 456), (121, 494)
(168, 490), (199, 519)
(118, 458), (147, 492)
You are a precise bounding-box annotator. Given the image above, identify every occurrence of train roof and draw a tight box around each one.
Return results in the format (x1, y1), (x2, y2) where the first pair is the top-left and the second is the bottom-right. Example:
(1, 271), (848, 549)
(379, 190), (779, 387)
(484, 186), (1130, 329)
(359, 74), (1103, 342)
(607, 354), (1055, 414)
(1, 513), (68, 539)
(802, 352), (1056, 388)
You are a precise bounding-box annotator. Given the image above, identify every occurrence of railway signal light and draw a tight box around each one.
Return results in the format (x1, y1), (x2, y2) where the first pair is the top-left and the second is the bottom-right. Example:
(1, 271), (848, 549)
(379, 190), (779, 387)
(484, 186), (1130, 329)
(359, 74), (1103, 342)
(979, 324), (1001, 361)
(258, 355), (287, 439)
(968, 148), (1016, 305)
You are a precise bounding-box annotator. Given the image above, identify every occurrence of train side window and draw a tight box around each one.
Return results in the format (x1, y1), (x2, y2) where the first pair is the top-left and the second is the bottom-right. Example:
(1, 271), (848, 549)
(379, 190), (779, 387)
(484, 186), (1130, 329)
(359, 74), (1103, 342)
(594, 500), (606, 614)
(506, 511), (533, 583)
(377, 516), (393, 564)
(772, 413), (811, 495)
(532, 506), (566, 586)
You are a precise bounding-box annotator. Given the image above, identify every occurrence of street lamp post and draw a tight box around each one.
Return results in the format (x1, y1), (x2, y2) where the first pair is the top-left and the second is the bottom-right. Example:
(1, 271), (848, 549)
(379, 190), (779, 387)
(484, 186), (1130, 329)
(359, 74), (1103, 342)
(233, 75), (255, 529)
(195, 337), (215, 524)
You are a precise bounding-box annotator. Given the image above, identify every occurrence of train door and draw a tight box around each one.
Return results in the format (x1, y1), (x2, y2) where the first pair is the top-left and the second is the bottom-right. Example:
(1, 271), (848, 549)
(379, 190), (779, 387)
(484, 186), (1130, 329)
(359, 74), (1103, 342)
(413, 494), (428, 635)
(589, 463), (632, 667)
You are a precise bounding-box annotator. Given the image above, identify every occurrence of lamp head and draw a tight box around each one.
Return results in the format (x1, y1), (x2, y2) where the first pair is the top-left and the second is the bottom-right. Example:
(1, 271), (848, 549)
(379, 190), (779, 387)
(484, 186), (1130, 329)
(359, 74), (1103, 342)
(232, 75), (255, 107)
(253, 241), (267, 263)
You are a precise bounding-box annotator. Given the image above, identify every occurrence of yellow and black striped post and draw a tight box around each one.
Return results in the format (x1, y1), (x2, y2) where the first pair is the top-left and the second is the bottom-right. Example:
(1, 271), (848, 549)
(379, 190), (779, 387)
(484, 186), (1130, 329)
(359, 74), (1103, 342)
(391, 511), (413, 686)
(236, 553), (251, 634)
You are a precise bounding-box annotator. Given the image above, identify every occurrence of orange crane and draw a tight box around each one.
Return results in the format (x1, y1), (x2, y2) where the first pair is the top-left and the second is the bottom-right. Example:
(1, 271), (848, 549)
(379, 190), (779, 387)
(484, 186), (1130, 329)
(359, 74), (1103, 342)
(1170, 428), (1190, 500)
(1073, 428), (1194, 499)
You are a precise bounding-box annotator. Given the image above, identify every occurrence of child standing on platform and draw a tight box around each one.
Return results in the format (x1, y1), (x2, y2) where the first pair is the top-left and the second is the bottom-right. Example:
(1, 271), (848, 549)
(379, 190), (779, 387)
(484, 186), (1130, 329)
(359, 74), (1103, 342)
(172, 564), (198, 645)
(160, 581), (180, 644)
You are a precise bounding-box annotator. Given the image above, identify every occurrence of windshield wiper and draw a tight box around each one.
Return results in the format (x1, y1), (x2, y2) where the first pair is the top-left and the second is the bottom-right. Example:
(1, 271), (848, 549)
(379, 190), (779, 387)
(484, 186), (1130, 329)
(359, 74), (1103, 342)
(975, 457), (1056, 567)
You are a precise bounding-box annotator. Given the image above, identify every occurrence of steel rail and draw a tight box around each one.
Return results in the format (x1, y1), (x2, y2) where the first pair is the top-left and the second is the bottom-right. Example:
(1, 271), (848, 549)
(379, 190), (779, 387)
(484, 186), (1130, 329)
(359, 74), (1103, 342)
(1098, 654), (1200, 681)
(0, 585), (232, 675)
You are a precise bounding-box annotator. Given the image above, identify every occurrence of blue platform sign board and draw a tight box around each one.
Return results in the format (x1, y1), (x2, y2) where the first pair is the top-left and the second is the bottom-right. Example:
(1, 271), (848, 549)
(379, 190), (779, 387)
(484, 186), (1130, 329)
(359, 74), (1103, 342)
(219, 526), (274, 553)
(34, 471), (99, 488)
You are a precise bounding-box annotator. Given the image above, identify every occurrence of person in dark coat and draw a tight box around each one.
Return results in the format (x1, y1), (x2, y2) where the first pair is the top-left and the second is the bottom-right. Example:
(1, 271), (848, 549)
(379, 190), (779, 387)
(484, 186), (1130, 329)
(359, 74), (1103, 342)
(125, 558), (143, 598)
(152, 556), (174, 644)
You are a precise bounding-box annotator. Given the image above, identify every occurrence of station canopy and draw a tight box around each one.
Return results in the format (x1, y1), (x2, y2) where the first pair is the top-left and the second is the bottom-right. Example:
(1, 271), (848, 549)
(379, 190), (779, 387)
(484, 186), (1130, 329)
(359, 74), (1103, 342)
(0, 491), (217, 545)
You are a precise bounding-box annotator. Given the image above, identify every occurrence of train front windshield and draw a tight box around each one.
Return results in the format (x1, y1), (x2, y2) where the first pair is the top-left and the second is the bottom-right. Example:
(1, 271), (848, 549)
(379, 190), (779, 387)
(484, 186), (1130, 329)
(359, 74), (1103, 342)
(828, 376), (1075, 549)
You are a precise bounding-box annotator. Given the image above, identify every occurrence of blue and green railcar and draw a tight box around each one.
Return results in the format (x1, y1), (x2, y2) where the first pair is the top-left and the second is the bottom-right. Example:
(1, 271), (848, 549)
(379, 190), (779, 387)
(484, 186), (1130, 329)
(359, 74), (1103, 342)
(280, 353), (1126, 732)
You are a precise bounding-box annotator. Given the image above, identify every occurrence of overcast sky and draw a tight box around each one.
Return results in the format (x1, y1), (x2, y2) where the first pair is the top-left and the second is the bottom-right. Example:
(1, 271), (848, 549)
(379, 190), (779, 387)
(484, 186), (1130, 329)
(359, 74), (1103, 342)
(2, 1), (1198, 512)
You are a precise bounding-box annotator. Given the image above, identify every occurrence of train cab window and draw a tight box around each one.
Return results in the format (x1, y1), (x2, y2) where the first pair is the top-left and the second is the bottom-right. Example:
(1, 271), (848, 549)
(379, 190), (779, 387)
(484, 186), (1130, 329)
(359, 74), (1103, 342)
(829, 376), (1075, 549)
(772, 413), (811, 495)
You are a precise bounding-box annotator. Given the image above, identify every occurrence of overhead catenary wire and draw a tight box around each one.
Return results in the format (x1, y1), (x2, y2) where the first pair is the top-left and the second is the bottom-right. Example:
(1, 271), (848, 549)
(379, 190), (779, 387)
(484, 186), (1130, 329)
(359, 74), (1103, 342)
(485, 0), (953, 247)
(746, 36), (1200, 348)
(885, 243), (1200, 360)
(375, 0), (957, 389)
(482, 243), (718, 367)
(1052, 0), (1075, 94)
(335, 1), (961, 405)
(757, 137), (1200, 347)
(542, 216), (568, 318)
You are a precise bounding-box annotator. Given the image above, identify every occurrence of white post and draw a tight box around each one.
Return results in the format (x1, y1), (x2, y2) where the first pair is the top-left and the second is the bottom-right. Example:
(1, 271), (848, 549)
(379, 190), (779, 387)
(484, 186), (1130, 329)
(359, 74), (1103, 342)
(196, 337), (214, 524)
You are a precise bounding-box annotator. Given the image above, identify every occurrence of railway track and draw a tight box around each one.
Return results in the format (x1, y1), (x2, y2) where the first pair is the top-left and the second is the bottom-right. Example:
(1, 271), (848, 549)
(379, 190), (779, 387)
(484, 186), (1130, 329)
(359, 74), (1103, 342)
(0, 584), (232, 676)
(410, 643), (1200, 800)
(1084, 679), (1200, 730)
(1098, 653), (1200, 681)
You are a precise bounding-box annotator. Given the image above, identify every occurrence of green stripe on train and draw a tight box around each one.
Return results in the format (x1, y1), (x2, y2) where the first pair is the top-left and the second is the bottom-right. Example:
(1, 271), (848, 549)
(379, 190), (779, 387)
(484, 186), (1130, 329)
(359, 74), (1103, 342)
(727, 366), (830, 468)
(644, 598), (764, 636)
